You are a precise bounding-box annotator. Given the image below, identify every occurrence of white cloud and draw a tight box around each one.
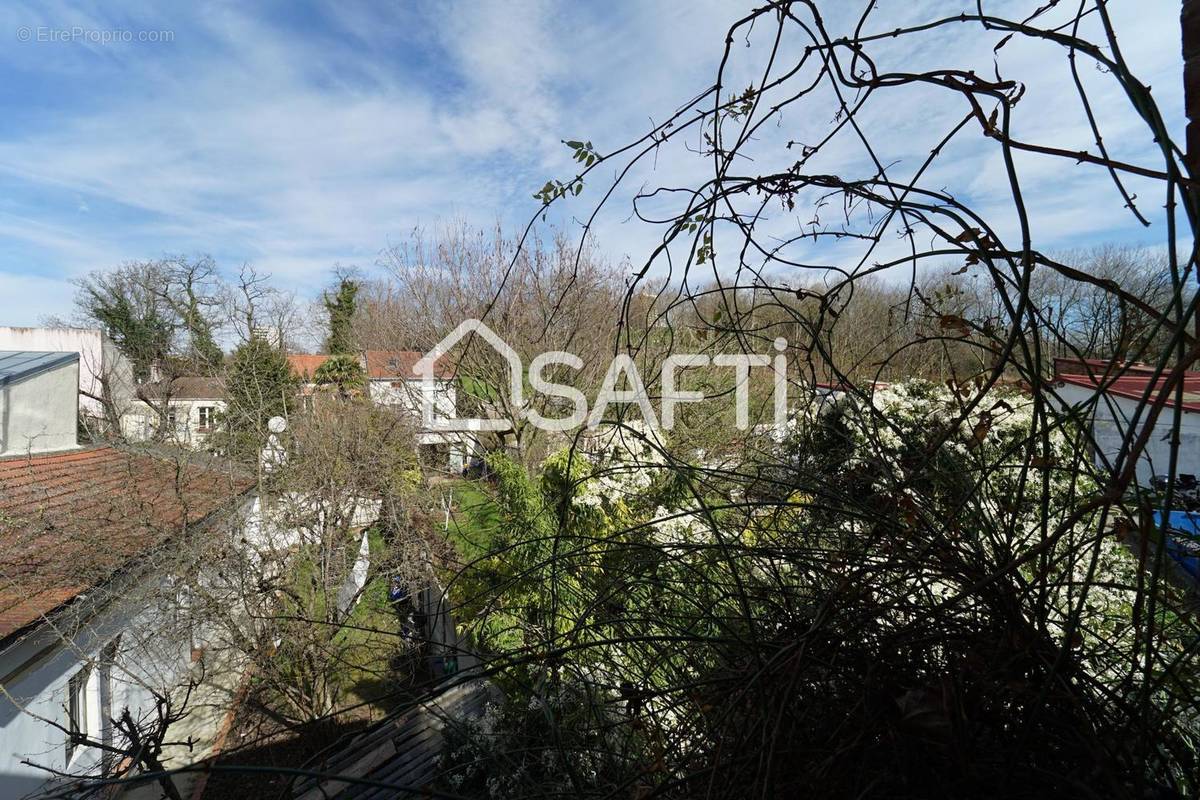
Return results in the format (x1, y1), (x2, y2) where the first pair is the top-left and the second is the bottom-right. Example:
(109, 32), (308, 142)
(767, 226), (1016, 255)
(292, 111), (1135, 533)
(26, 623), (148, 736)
(0, 0), (1183, 328)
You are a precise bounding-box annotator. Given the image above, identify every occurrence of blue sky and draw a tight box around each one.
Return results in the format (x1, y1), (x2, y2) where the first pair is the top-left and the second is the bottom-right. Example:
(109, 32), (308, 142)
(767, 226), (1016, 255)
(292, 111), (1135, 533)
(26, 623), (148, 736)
(0, 1), (1185, 326)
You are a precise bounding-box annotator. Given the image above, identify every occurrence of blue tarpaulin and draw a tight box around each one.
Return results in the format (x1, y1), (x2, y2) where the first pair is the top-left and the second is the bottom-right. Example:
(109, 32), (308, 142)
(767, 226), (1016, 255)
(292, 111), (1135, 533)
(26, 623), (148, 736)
(1153, 510), (1200, 583)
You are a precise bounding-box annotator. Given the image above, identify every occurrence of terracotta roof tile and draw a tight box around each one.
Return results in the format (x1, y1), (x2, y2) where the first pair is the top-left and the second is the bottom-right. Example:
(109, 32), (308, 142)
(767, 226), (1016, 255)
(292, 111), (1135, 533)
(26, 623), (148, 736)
(288, 354), (333, 379)
(364, 350), (453, 380)
(289, 352), (455, 381)
(0, 446), (253, 639)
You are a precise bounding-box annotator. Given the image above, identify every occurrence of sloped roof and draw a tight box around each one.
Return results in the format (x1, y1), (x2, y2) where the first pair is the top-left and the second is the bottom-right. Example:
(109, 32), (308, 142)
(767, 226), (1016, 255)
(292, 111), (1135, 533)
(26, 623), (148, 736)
(172, 376), (225, 400)
(294, 680), (493, 800)
(0, 446), (253, 640)
(1054, 360), (1200, 413)
(288, 354), (333, 379)
(0, 351), (77, 388)
(138, 376), (226, 401)
(364, 350), (453, 380)
(288, 352), (455, 381)
(1053, 357), (1161, 377)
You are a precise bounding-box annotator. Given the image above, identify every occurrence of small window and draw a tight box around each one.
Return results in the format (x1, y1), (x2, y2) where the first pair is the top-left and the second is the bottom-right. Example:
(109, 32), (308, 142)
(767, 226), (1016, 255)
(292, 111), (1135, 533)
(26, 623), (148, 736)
(166, 410), (177, 428)
(66, 664), (91, 761)
(198, 406), (215, 431)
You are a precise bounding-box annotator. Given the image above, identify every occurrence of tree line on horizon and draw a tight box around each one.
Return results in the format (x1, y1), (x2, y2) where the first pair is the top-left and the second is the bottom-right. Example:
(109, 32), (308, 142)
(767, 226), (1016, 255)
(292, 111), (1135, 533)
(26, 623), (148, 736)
(56, 233), (1175, 470)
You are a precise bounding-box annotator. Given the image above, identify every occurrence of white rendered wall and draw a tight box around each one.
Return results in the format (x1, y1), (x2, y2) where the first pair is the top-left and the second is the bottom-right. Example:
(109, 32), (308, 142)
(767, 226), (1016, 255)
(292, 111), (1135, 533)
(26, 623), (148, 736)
(0, 360), (79, 455)
(0, 328), (134, 420)
(0, 573), (197, 796)
(368, 378), (456, 423)
(123, 399), (226, 448)
(1057, 383), (1200, 483)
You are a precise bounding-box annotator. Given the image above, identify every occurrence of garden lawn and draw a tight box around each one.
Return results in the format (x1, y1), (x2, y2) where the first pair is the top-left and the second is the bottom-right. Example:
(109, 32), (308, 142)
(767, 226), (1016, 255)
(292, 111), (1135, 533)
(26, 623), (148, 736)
(443, 480), (502, 565)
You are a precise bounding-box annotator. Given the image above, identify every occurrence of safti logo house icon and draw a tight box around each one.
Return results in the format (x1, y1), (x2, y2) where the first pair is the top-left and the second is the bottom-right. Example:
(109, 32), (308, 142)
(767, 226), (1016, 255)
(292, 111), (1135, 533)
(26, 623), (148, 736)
(413, 319), (522, 433)
(414, 318), (793, 435)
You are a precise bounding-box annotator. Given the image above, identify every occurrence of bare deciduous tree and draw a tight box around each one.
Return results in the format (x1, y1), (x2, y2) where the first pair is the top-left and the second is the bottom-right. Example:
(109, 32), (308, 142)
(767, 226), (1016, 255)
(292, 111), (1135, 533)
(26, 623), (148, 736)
(364, 222), (627, 465)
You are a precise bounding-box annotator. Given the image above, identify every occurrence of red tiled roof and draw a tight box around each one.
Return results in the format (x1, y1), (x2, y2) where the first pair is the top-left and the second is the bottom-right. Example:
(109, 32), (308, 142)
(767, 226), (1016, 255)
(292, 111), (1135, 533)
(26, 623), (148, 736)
(288, 354), (333, 379)
(1054, 360), (1200, 413)
(364, 350), (453, 380)
(0, 447), (253, 639)
(289, 352), (454, 381)
(1052, 357), (1160, 377)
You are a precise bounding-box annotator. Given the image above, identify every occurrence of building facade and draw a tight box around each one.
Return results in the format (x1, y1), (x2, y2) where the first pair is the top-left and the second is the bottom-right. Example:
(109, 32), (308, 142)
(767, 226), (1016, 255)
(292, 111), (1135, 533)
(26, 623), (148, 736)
(288, 350), (468, 471)
(0, 327), (135, 436)
(0, 351), (80, 456)
(1053, 358), (1200, 484)
(123, 376), (227, 449)
(0, 358), (252, 796)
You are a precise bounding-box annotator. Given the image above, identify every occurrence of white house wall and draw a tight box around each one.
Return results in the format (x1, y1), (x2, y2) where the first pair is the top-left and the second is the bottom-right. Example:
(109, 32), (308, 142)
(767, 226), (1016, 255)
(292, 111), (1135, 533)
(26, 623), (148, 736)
(100, 335), (136, 415)
(0, 490), (268, 798)
(1057, 384), (1200, 483)
(123, 399), (227, 448)
(0, 572), (197, 796)
(368, 379), (456, 423)
(0, 360), (79, 456)
(367, 379), (467, 470)
(0, 328), (134, 421)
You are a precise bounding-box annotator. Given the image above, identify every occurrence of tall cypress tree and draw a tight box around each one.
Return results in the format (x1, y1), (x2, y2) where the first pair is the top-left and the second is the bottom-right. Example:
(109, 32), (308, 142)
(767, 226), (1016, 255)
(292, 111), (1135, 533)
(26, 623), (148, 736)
(323, 277), (359, 354)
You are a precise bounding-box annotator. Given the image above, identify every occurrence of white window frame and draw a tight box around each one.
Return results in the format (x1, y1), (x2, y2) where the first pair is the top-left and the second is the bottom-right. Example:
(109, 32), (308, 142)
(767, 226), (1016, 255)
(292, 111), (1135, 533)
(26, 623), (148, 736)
(66, 664), (92, 763)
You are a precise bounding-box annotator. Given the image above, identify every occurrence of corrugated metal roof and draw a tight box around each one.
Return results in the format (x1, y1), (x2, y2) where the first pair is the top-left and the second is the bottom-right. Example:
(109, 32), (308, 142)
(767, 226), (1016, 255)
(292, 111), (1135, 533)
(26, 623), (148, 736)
(0, 351), (78, 388)
(293, 680), (495, 800)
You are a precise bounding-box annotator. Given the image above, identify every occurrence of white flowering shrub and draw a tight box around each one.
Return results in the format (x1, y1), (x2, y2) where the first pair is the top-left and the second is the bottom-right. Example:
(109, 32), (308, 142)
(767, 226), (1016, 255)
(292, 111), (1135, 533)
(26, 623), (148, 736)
(816, 380), (1188, 690)
(445, 385), (1200, 797)
(554, 422), (667, 516)
(650, 504), (711, 550)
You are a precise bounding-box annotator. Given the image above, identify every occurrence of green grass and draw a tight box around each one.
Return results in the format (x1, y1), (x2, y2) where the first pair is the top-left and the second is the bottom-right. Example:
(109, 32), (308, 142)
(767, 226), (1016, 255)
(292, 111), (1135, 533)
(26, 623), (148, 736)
(459, 374), (503, 404)
(251, 527), (411, 722)
(437, 479), (520, 652)
(443, 479), (503, 564)
(336, 488), (504, 712)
